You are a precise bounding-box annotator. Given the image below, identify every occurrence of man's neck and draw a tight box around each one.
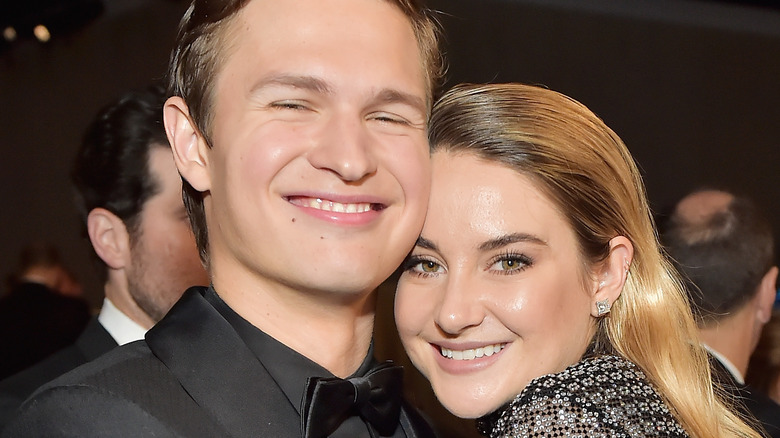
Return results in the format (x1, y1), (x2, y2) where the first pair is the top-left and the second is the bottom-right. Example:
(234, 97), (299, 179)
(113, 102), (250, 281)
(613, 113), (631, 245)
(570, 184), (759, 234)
(700, 314), (754, 378)
(103, 275), (155, 330)
(212, 270), (377, 378)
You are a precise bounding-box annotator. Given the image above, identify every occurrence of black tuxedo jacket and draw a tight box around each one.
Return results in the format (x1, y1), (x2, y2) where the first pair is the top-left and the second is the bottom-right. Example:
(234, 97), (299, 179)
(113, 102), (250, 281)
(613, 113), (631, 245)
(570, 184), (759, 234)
(710, 354), (780, 438)
(0, 318), (116, 427)
(2, 287), (436, 437)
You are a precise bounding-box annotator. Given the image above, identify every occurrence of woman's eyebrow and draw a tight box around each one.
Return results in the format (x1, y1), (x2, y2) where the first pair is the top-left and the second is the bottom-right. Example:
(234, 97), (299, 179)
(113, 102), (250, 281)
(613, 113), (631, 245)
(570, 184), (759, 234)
(414, 236), (438, 251)
(477, 233), (547, 252)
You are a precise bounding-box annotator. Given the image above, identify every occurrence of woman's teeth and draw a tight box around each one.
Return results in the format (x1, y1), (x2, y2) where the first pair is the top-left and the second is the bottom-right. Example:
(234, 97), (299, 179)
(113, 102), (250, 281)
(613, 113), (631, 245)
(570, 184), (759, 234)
(440, 344), (505, 360)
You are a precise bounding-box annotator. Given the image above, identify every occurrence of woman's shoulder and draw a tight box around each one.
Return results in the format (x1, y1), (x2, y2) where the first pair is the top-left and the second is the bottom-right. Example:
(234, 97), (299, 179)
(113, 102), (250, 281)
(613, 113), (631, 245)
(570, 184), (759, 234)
(528, 354), (644, 391)
(480, 355), (689, 437)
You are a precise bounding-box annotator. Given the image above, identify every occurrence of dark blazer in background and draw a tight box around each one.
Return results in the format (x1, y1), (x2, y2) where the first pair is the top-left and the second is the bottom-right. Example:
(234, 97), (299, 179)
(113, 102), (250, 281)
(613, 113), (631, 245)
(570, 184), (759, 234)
(1, 288), (435, 437)
(0, 318), (116, 427)
(710, 354), (780, 438)
(0, 282), (90, 379)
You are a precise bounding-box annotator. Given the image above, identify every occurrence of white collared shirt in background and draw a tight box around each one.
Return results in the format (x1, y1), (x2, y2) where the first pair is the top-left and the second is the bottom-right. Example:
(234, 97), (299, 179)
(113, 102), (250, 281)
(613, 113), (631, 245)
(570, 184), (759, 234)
(97, 298), (147, 346)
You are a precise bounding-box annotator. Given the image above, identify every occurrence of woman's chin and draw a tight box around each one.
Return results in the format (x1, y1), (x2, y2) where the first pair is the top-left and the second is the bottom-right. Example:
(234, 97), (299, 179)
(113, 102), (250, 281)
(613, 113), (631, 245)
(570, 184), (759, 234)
(435, 393), (503, 420)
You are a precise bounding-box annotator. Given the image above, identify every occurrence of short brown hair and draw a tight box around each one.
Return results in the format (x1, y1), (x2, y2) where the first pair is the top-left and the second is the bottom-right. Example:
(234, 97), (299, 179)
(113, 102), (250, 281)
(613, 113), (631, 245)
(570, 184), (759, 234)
(167, 0), (444, 265)
(663, 192), (775, 326)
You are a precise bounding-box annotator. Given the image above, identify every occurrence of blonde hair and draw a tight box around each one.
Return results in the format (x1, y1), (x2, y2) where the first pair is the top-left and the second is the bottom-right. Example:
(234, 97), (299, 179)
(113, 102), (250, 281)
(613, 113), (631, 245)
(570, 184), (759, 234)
(428, 83), (760, 438)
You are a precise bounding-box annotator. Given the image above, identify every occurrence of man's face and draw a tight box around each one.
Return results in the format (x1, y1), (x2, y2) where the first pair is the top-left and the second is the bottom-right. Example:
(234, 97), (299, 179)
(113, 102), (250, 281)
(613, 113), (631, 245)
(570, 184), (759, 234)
(127, 147), (209, 323)
(200, 0), (430, 297)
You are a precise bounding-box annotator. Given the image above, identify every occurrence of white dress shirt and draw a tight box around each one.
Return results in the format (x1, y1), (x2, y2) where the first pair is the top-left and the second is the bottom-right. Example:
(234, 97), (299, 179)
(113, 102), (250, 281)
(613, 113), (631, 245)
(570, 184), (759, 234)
(97, 298), (148, 346)
(703, 343), (744, 384)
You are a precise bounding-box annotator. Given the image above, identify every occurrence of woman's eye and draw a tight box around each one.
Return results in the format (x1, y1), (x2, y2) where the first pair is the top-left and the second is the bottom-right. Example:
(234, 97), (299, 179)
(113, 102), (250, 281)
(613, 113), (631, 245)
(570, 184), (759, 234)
(500, 259), (522, 270)
(419, 260), (440, 273)
(489, 254), (532, 273)
(402, 256), (444, 277)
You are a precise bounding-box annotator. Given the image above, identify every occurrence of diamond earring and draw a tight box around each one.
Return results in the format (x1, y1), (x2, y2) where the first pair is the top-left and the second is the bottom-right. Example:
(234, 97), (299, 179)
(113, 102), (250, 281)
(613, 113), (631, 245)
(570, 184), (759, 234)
(596, 299), (611, 316)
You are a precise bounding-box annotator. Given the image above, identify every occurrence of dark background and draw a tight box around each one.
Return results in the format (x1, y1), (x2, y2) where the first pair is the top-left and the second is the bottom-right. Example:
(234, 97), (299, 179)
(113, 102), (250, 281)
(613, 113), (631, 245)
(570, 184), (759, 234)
(1, 1), (779, 435)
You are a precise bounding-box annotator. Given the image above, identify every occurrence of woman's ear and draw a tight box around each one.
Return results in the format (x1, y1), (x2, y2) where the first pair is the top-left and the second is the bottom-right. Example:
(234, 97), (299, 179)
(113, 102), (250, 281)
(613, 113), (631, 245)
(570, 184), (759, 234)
(591, 236), (634, 317)
(87, 208), (131, 270)
(164, 96), (211, 192)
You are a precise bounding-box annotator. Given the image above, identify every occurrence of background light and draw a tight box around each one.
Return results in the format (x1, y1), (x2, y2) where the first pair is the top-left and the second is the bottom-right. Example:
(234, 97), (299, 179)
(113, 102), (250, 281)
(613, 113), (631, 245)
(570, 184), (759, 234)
(33, 25), (50, 43)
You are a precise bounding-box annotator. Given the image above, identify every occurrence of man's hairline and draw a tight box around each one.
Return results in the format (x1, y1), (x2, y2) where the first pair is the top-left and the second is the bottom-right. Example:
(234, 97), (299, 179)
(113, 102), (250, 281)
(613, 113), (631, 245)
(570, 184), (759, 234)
(193, 0), (434, 142)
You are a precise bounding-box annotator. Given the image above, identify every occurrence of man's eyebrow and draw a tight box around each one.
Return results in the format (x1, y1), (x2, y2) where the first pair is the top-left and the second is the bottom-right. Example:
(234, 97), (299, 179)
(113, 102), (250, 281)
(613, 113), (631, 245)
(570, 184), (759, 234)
(251, 74), (333, 94)
(477, 233), (547, 252)
(370, 88), (427, 115)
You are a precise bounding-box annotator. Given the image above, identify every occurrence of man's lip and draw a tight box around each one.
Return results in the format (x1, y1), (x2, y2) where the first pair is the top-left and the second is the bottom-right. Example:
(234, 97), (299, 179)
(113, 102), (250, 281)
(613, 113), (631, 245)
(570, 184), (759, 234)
(285, 195), (387, 212)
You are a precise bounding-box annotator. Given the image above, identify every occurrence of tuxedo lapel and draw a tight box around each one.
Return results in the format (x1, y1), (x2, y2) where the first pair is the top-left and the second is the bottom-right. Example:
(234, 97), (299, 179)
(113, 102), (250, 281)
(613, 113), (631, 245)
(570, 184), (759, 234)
(74, 318), (118, 361)
(146, 288), (300, 438)
(398, 401), (437, 438)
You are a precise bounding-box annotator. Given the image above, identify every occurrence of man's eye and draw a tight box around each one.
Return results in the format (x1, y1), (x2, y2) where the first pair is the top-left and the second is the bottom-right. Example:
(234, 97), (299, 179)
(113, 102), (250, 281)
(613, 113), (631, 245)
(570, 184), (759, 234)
(270, 101), (309, 110)
(370, 112), (409, 125)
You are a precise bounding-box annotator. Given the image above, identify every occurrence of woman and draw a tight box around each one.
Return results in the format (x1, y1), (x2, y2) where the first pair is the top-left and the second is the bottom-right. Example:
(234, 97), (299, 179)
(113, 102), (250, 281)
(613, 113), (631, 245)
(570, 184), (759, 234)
(395, 83), (761, 437)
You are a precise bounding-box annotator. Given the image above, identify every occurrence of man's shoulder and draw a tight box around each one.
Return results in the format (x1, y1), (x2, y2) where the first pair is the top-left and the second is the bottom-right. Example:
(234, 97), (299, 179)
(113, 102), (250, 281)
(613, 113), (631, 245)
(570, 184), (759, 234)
(26, 340), (160, 401)
(739, 384), (780, 438)
(1, 341), (226, 437)
(0, 343), (85, 428)
(0, 318), (117, 427)
(0, 343), (85, 398)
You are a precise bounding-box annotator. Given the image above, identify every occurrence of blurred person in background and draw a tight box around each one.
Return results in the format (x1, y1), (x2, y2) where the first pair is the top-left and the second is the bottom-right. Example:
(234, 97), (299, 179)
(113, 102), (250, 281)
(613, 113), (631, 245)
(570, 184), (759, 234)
(0, 85), (208, 427)
(747, 309), (780, 406)
(663, 188), (780, 437)
(0, 242), (90, 380)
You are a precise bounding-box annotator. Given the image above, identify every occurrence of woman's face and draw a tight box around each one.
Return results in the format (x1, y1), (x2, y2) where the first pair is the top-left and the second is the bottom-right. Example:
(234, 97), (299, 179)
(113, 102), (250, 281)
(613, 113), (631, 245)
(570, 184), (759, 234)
(395, 151), (599, 418)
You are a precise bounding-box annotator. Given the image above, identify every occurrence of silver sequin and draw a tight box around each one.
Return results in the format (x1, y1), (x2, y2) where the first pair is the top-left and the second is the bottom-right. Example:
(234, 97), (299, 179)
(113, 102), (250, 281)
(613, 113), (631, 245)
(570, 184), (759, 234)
(476, 355), (689, 437)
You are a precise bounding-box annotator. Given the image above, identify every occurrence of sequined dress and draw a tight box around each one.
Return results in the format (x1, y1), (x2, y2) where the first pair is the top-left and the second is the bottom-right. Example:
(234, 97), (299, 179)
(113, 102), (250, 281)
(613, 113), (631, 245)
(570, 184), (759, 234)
(476, 355), (689, 437)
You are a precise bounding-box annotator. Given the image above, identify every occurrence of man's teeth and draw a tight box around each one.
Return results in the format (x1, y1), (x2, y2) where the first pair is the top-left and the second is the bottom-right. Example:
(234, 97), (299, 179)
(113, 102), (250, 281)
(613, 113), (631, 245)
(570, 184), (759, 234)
(440, 344), (505, 360)
(304, 198), (372, 213)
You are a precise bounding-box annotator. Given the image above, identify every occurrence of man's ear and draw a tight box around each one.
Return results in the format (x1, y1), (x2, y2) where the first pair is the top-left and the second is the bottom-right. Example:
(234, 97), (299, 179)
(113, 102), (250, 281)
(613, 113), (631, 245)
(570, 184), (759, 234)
(87, 208), (131, 270)
(591, 236), (634, 317)
(164, 96), (211, 192)
(755, 266), (778, 325)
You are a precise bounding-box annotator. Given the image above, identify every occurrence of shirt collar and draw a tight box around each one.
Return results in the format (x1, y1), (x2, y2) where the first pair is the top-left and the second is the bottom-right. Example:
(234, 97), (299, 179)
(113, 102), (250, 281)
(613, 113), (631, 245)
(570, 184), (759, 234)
(97, 297), (148, 346)
(204, 286), (376, 414)
(703, 343), (745, 384)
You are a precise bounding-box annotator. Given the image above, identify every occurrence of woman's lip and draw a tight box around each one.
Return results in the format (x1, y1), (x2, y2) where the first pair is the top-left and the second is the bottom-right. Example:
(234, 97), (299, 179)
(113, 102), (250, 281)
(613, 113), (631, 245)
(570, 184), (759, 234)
(437, 343), (506, 361)
(429, 342), (509, 375)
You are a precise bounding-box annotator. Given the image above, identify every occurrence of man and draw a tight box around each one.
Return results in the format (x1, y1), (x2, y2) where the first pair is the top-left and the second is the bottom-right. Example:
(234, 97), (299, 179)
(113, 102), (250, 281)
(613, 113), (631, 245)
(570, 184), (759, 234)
(2, 0), (443, 436)
(663, 189), (780, 437)
(0, 86), (208, 427)
(0, 243), (90, 380)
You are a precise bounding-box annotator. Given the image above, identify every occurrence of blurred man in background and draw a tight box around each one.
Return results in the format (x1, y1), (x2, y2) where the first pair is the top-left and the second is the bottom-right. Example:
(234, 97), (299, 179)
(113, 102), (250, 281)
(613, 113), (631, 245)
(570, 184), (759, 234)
(663, 189), (780, 437)
(0, 85), (208, 426)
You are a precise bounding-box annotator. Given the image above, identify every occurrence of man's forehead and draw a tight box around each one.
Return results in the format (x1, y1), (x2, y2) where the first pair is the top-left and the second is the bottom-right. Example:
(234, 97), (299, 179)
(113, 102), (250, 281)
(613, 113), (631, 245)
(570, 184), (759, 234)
(218, 0), (427, 98)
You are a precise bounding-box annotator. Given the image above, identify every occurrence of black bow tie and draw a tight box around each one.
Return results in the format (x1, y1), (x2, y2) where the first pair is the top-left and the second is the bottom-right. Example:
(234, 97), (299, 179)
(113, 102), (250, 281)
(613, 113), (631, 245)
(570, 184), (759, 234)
(301, 361), (403, 438)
